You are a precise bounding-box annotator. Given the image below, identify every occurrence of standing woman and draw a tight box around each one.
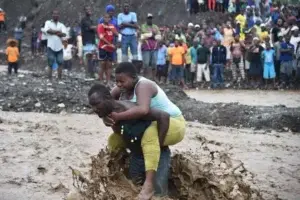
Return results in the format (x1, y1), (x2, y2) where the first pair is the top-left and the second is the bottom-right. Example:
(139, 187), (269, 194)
(104, 62), (186, 199)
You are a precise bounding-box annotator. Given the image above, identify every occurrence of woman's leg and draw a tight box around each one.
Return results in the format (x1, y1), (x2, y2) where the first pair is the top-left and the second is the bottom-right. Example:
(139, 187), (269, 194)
(139, 116), (186, 199)
(107, 133), (126, 154)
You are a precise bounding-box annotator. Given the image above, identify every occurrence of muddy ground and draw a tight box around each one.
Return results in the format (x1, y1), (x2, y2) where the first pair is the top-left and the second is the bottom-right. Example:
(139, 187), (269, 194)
(0, 112), (299, 200)
(0, 70), (299, 133)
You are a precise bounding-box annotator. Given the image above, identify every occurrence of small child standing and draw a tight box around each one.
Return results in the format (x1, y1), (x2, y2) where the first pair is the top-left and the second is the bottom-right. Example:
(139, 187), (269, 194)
(156, 42), (168, 83)
(63, 39), (73, 71)
(5, 39), (19, 75)
(262, 42), (276, 87)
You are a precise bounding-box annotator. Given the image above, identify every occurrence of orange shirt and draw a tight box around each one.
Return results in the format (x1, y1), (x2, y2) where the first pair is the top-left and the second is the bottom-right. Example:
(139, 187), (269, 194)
(6, 46), (19, 63)
(169, 46), (185, 65)
(0, 12), (5, 21)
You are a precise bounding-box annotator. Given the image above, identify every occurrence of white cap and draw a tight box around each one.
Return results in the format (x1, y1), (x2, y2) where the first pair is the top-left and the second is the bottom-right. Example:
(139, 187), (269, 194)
(147, 13), (153, 18)
(253, 37), (260, 41)
(291, 26), (299, 31)
(188, 23), (194, 27)
(0, 8), (3, 12)
(195, 24), (200, 28)
(260, 23), (266, 27)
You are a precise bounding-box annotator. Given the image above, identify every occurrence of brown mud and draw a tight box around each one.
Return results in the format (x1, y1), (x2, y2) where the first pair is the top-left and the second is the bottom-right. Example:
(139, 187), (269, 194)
(69, 149), (262, 200)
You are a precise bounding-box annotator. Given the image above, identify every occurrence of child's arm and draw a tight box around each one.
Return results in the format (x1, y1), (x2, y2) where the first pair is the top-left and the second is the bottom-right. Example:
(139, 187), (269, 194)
(142, 108), (170, 147)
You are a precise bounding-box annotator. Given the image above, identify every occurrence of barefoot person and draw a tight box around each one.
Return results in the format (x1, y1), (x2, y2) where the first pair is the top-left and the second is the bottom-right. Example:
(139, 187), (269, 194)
(102, 62), (186, 199)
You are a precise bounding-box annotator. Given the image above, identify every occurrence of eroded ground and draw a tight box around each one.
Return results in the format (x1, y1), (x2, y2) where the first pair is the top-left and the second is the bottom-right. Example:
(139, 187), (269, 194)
(0, 112), (299, 200)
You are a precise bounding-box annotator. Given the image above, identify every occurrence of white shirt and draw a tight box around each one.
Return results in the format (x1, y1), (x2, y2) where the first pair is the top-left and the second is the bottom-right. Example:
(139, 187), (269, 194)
(41, 27), (47, 40)
(290, 36), (300, 54)
(63, 44), (73, 61)
(44, 20), (67, 51)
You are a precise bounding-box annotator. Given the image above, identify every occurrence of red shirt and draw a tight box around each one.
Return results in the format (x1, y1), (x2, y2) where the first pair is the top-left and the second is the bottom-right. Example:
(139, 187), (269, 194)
(97, 23), (116, 52)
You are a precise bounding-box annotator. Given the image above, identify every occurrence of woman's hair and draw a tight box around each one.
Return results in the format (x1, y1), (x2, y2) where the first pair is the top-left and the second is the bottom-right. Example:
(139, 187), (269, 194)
(88, 84), (112, 105)
(115, 62), (138, 78)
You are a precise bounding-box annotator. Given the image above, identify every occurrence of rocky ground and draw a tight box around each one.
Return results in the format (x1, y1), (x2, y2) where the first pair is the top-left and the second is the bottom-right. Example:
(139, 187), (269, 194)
(0, 69), (299, 133)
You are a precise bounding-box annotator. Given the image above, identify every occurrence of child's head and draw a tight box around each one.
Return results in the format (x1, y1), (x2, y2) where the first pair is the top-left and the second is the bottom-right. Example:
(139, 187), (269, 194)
(7, 39), (18, 47)
(63, 39), (68, 47)
(88, 84), (114, 118)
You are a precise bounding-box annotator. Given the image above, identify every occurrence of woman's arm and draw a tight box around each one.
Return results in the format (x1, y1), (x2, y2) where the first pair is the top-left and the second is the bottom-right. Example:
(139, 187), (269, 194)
(111, 81), (156, 121)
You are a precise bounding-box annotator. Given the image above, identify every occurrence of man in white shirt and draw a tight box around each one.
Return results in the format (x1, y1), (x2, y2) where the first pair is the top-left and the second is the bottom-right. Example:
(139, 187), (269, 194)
(290, 26), (300, 72)
(44, 10), (67, 79)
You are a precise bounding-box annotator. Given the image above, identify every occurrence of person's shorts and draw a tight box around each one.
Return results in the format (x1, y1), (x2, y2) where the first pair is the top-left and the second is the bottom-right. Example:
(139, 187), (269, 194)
(83, 44), (97, 56)
(47, 48), (63, 67)
(142, 50), (158, 68)
(99, 48), (113, 61)
(157, 64), (168, 77)
(263, 62), (276, 79)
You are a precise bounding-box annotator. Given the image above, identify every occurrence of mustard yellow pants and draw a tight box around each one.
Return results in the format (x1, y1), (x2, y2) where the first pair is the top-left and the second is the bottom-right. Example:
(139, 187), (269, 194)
(108, 115), (186, 171)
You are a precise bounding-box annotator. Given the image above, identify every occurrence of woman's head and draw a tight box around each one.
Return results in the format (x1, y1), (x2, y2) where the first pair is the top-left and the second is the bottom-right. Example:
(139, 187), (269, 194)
(88, 84), (114, 118)
(115, 62), (138, 91)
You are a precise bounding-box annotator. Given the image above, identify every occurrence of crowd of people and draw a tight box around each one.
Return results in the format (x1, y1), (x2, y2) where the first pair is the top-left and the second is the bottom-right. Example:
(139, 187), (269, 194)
(4, 1), (300, 89)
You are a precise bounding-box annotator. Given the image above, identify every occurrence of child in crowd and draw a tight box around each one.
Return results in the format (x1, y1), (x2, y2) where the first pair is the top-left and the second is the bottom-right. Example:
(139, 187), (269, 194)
(5, 39), (19, 75)
(262, 42), (276, 86)
(156, 42), (168, 83)
(62, 39), (73, 71)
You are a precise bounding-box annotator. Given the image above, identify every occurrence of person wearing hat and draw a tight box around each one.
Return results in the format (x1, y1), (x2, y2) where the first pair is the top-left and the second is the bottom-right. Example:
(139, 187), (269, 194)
(0, 8), (6, 32)
(290, 26), (300, 74)
(117, 2), (139, 62)
(280, 35), (294, 87)
(140, 13), (161, 80)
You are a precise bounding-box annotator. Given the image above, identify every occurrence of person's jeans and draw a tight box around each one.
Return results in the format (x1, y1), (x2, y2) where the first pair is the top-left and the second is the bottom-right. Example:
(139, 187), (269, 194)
(280, 61), (293, 85)
(128, 147), (171, 196)
(169, 65), (184, 82)
(212, 63), (224, 88)
(121, 34), (138, 62)
(142, 50), (158, 68)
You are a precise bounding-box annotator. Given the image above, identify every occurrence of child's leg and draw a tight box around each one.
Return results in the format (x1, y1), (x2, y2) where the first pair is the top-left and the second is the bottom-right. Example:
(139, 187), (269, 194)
(8, 63), (12, 75)
(13, 62), (18, 74)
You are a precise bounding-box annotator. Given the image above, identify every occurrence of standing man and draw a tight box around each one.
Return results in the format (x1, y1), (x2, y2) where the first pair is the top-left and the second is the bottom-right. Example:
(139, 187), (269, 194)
(118, 3), (139, 62)
(44, 10), (67, 79)
(0, 8), (6, 33)
(141, 13), (161, 80)
(81, 6), (97, 78)
(211, 39), (227, 88)
(97, 14), (118, 87)
(14, 25), (24, 53)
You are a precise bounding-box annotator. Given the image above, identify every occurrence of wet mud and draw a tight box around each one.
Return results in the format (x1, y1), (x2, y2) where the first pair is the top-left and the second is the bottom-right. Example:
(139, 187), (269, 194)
(71, 149), (261, 200)
(0, 73), (299, 132)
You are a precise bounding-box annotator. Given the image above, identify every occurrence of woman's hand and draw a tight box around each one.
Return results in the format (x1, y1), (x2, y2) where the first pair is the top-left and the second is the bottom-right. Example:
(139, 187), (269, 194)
(110, 112), (120, 123)
(102, 115), (115, 127)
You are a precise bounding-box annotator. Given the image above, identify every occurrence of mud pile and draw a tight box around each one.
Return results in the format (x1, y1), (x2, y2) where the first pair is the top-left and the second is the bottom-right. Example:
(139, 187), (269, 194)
(69, 149), (262, 200)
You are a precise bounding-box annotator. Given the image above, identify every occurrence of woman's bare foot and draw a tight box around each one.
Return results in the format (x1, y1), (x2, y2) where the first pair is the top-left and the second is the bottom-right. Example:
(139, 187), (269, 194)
(138, 182), (154, 200)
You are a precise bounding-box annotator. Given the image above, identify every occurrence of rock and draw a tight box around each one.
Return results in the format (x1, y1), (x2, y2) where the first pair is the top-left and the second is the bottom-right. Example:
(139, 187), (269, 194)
(35, 102), (41, 108)
(57, 103), (65, 108)
(66, 190), (84, 200)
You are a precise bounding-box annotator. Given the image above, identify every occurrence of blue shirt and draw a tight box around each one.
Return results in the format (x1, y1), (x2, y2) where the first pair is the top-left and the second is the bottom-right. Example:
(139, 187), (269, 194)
(190, 46), (199, 64)
(14, 28), (24, 40)
(280, 42), (294, 62)
(157, 45), (167, 65)
(262, 49), (275, 63)
(247, 16), (255, 29)
(98, 16), (118, 30)
(117, 12), (137, 35)
(271, 12), (280, 23)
